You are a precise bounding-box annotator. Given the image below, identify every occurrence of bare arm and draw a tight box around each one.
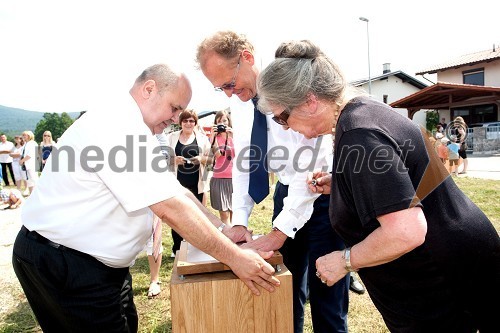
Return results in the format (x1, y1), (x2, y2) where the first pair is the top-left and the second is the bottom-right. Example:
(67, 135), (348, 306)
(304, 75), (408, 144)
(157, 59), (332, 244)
(316, 206), (427, 286)
(150, 192), (280, 295)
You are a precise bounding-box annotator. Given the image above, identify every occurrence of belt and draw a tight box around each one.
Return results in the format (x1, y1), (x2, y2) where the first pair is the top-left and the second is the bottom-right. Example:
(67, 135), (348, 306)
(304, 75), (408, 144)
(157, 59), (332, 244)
(21, 225), (69, 250)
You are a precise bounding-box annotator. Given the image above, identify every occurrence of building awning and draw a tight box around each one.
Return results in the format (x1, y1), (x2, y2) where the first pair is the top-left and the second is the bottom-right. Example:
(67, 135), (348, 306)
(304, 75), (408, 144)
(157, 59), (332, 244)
(390, 82), (500, 118)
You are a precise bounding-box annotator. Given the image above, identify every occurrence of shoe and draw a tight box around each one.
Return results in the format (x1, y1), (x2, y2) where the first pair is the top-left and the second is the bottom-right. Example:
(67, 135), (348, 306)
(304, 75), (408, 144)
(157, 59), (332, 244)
(147, 281), (161, 298)
(349, 275), (365, 295)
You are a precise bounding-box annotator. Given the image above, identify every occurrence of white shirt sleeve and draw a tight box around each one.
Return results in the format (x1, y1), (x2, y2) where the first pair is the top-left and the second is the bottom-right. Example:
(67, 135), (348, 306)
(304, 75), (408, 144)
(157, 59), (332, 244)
(271, 134), (334, 238)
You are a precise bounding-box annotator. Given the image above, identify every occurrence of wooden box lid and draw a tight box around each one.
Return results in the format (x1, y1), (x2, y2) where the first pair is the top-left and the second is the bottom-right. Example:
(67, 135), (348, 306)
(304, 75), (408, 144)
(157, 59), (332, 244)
(175, 241), (283, 276)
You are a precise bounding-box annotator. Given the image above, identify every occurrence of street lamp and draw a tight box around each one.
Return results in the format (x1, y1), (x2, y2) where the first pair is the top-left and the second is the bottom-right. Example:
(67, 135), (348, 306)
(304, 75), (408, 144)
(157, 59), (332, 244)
(359, 16), (371, 95)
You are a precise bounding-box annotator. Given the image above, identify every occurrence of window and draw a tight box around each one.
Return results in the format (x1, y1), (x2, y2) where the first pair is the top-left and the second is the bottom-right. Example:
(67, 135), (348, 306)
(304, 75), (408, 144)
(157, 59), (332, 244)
(463, 68), (484, 86)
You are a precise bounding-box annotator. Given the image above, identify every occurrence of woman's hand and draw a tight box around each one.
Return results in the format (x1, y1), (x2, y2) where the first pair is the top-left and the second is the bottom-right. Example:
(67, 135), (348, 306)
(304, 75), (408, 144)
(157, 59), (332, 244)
(175, 156), (186, 166)
(307, 171), (332, 194)
(315, 251), (347, 287)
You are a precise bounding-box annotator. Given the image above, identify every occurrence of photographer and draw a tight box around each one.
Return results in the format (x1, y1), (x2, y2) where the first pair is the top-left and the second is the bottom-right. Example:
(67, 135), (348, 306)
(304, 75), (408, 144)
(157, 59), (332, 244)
(209, 110), (234, 225)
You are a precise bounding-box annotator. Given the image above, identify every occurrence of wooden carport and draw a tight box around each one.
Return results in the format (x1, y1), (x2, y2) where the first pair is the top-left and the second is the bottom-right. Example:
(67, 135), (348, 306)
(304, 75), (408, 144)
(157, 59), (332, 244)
(390, 82), (500, 119)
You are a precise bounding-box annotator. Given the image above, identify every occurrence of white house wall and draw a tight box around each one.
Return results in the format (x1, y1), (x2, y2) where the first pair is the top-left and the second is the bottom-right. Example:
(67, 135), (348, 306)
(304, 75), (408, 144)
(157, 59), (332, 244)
(437, 61), (500, 86)
(360, 75), (427, 127)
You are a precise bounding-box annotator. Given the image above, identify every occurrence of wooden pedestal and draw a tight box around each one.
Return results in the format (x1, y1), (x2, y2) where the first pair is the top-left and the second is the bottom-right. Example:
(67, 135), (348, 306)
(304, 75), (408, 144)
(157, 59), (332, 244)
(170, 242), (293, 333)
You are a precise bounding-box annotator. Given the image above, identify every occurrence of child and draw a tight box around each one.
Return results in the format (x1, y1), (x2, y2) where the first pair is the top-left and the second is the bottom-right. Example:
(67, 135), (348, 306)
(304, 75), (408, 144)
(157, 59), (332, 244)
(447, 136), (460, 176)
(437, 137), (449, 165)
(0, 188), (24, 209)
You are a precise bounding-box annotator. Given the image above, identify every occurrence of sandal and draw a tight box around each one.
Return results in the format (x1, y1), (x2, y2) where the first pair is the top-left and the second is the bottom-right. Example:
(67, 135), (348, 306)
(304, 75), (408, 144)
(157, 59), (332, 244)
(148, 281), (161, 298)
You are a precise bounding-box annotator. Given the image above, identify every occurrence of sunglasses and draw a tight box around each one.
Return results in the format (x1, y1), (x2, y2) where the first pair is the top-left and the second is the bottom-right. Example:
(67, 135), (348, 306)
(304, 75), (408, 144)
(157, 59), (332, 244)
(272, 107), (292, 126)
(214, 55), (241, 92)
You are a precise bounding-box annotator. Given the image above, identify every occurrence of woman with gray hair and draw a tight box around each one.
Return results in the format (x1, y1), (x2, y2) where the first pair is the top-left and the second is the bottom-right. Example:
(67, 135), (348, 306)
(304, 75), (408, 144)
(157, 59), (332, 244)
(257, 40), (499, 333)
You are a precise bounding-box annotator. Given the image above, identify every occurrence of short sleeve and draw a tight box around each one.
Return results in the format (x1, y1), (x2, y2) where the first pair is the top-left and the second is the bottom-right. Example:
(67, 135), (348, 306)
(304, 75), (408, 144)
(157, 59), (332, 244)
(336, 129), (418, 223)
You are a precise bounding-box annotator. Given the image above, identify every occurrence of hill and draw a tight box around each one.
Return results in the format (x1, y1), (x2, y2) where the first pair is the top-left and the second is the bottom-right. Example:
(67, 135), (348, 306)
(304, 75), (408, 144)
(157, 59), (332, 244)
(0, 105), (82, 136)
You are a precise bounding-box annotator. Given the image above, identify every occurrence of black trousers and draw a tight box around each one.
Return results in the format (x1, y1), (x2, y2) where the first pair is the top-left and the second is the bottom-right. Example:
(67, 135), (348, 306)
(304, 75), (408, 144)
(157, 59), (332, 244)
(171, 185), (203, 254)
(1, 162), (15, 185)
(12, 226), (138, 333)
(273, 182), (349, 333)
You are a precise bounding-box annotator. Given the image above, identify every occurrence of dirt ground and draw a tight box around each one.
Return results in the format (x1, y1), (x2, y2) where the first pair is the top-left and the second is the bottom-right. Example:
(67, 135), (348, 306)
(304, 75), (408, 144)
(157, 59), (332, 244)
(0, 207), (24, 320)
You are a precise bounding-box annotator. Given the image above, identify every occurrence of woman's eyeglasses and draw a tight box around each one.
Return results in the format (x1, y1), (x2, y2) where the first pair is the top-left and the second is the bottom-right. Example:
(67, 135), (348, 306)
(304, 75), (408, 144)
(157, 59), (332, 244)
(182, 119), (196, 124)
(272, 107), (292, 126)
(214, 55), (241, 92)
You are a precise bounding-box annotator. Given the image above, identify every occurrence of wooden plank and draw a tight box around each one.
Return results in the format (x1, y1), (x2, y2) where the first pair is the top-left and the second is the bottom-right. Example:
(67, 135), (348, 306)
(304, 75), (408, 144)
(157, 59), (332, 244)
(176, 241), (284, 276)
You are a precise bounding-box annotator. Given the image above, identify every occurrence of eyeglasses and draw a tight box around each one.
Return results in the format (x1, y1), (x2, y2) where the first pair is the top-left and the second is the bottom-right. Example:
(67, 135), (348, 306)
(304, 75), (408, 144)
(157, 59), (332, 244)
(214, 55), (241, 92)
(182, 119), (196, 124)
(272, 107), (292, 126)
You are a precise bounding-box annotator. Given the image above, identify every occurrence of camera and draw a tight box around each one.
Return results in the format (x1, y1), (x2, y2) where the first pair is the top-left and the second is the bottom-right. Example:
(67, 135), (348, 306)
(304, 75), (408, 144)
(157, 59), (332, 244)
(216, 124), (226, 133)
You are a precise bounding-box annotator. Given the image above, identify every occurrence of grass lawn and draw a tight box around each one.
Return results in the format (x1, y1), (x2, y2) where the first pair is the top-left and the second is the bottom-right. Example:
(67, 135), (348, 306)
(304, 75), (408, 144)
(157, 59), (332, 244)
(1, 177), (499, 333)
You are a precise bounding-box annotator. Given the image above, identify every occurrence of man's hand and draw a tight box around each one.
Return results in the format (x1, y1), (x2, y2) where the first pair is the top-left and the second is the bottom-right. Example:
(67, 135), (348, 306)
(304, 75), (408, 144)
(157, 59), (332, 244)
(228, 248), (281, 295)
(224, 225), (253, 243)
(241, 228), (287, 252)
(307, 171), (332, 194)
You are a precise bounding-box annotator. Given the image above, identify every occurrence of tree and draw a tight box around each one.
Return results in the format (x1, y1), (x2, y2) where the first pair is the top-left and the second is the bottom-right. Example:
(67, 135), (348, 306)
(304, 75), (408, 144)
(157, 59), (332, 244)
(34, 112), (75, 143)
(425, 110), (439, 132)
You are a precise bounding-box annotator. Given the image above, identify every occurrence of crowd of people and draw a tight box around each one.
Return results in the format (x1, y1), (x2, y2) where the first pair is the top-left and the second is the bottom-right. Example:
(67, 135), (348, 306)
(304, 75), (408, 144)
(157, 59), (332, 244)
(5, 31), (499, 333)
(0, 131), (56, 197)
(432, 116), (469, 176)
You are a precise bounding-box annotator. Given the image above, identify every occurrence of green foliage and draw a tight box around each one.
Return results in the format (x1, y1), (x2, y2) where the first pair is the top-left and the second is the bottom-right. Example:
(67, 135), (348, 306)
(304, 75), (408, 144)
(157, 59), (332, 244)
(425, 110), (439, 132)
(34, 113), (75, 143)
(0, 104), (80, 138)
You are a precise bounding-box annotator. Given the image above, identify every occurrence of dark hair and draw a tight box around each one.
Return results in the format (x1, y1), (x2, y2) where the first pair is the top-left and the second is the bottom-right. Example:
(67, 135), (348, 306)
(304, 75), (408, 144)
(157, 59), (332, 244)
(178, 109), (198, 125)
(214, 110), (232, 127)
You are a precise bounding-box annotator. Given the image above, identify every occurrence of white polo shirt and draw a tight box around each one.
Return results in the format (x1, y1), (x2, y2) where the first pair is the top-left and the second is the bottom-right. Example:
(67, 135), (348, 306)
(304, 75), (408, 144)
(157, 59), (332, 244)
(22, 93), (184, 268)
(0, 140), (14, 163)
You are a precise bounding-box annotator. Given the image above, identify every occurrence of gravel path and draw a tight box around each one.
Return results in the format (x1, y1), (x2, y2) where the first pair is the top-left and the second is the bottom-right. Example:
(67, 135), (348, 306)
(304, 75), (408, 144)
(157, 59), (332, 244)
(0, 207), (24, 320)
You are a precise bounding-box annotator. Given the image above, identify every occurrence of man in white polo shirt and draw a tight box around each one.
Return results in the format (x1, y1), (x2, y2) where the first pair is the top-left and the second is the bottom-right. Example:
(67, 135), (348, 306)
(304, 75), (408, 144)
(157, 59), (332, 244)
(12, 63), (280, 333)
(0, 134), (15, 186)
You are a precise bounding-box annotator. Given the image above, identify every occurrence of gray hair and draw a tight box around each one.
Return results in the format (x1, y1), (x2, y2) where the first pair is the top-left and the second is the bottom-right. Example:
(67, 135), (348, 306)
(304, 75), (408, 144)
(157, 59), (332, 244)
(135, 64), (178, 94)
(195, 30), (255, 69)
(258, 40), (353, 112)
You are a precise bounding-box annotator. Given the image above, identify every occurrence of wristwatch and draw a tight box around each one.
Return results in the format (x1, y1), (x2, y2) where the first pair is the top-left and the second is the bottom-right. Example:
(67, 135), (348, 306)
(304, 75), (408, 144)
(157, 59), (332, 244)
(217, 222), (226, 232)
(342, 247), (358, 272)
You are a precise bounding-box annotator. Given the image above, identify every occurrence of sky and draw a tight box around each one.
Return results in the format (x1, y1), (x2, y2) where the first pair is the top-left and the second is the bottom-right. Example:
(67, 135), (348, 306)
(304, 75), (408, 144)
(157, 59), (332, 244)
(0, 0), (498, 114)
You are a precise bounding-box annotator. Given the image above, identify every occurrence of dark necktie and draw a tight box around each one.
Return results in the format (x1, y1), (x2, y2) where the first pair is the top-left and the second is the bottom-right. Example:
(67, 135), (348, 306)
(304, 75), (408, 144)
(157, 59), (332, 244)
(248, 97), (269, 204)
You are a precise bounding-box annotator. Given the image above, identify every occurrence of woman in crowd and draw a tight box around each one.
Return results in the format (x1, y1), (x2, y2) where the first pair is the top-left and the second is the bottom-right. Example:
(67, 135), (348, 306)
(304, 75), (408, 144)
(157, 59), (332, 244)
(9, 135), (28, 193)
(208, 110), (234, 225)
(19, 130), (38, 194)
(40, 130), (54, 172)
(257, 39), (499, 333)
(165, 110), (211, 255)
(451, 116), (468, 174)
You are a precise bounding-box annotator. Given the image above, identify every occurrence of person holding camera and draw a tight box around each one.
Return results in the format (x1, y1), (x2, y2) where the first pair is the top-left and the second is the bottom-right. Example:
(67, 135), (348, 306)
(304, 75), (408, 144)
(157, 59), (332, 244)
(209, 110), (234, 225)
(165, 109), (211, 256)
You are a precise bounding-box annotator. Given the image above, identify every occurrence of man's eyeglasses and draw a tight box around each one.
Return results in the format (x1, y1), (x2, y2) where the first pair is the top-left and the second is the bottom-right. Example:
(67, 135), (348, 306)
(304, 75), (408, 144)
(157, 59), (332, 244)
(272, 107), (292, 126)
(214, 56), (240, 92)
